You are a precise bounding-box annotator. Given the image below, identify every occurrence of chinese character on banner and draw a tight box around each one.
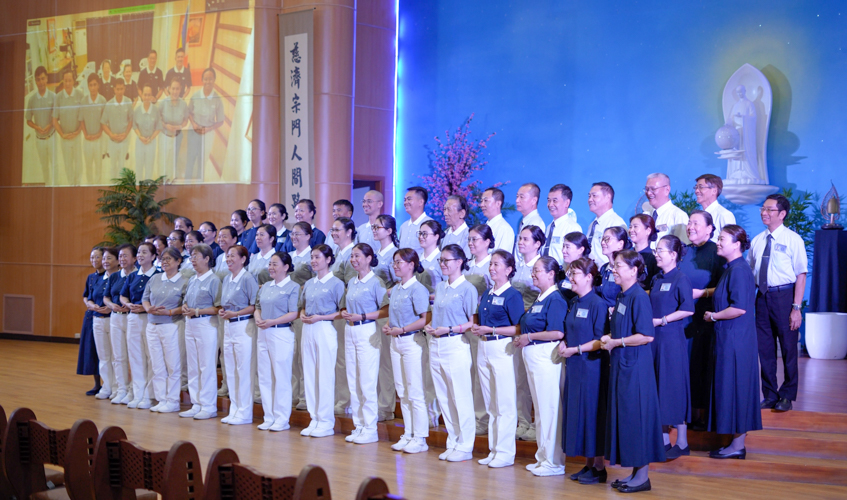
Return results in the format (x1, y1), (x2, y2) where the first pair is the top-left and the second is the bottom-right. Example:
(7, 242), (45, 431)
(291, 145), (302, 161)
(290, 67), (301, 89)
(290, 42), (301, 63)
(291, 118), (301, 138)
(291, 192), (301, 209)
(291, 93), (301, 114)
(292, 167), (302, 188)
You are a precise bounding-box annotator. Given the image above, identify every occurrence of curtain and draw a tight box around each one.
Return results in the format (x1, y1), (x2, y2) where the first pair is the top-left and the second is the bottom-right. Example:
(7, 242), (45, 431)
(85, 11), (154, 75)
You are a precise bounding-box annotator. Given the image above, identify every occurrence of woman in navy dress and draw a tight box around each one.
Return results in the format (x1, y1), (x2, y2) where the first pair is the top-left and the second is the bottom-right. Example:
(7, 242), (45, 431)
(650, 235), (694, 459)
(557, 231), (591, 301)
(595, 227), (631, 308)
(630, 214), (659, 290)
(680, 209), (725, 429)
(703, 225), (763, 459)
(558, 257), (609, 485)
(601, 249), (665, 493)
(78, 246), (105, 395)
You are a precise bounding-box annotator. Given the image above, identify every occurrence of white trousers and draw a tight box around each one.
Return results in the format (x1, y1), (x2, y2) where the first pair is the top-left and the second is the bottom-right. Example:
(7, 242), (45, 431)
(478, 337), (518, 460)
(82, 137), (103, 185)
(301, 320), (337, 431)
(108, 139), (129, 179)
(135, 136), (157, 180)
(523, 342), (565, 468)
(423, 335), (440, 424)
(126, 313), (153, 402)
(223, 319), (254, 420)
(334, 318), (350, 411)
(178, 318), (187, 388)
(513, 347), (534, 431)
(217, 318), (228, 393)
(59, 134), (81, 185)
(185, 316), (219, 412)
(185, 128), (214, 181)
(467, 332), (489, 428)
(251, 320), (260, 401)
(257, 325), (296, 425)
(390, 332), (429, 438)
(429, 334), (475, 452)
(377, 318), (396, 417)
(158, 133), (179, 179)
(146, 322), (182, 404)
(291, 319), (305, 404)
(92, 316), (114, 394)
(35, 135), (55, 185)
(345, 322), (381, 431)
(108, 313), (130, 395)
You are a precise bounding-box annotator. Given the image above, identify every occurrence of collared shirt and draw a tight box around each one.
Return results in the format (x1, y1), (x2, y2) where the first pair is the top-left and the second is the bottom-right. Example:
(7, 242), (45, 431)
(101, 96), (134, 140)
(514, 209), (546, 264)
(184, 270), (222, 309)
(374, 243), (398, 286)
(331, 242), (357, 283)
(512, 254), (541, 309)
(248, 248), (275, 278)
(121, 265), (161, 304)
(386, 276), (429, 329)
(158, 98), (189, 137)
(134, 103), (161, 138)
(80, 94), (106, 135)
(546, 213), (584, 266)
(588, 209), (628, 266)
(442, 222), (471, 257)
(189, 88), (224, 127)
(417, 248), (442, 292)
(121, 77), (138, 102)
(221, 268), (259, 311)
(747, 224), (808, 288)
(344, 271), (386, 315)
(299, 272), (344, 316)
(399, 213), (432, 253)
(432, 275), (478, 328)
(141, 272), (187, 324)
(519, 285), (566, 334)
(26, 88), (56, 138)
(54, 87), (84, 134)
(257, 276), (300, 321)
(486, 213), (515, 253)
(465, 254), (492, 296)
(645, 200), (690, 245)
(289, 246), (315, 285)
(107, 267), (136, 304)
(99, 76), (115, 101)
(478, 283), (524, 328)
(137, 67), (164, 97)
(356, 221), (378, 252)
(703, 201), (737, 243)
(165, 66), (193, 98)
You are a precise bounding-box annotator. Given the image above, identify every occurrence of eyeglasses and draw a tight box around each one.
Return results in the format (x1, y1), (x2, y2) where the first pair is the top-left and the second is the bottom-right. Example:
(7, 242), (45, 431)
(438, 258), (459, 265)
(329, 228), (341, 233)
(653, 248), (672, 255)
(601, 236), (615, 243)
(166, 237), (179, 242)
(417, 231), (433, 238)
(362, 199), (377, 205)
(693, 184), (715, 192)
(760, 207), (780, 213)
(291, 232), (306, 237)
(371, 225), (384, 231)
(246, 206), (261, 212)
(160, 257), (175, 263)
(613, 263), (630, 269)
(565, 270), (583, 279)
(468, 236), (485, 243)
(643, 185), (669, 194)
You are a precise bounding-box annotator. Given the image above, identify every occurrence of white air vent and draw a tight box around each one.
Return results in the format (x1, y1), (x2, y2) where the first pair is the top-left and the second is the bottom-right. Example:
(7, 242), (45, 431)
(3, 295), (35, 334)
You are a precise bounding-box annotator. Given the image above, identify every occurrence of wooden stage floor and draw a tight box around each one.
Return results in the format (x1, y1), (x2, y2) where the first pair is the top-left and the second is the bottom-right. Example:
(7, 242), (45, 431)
(2, 339), (847, 499)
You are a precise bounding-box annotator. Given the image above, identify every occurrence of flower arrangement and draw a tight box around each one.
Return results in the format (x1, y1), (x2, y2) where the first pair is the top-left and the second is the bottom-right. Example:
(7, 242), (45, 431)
(418, 114), (509, 226)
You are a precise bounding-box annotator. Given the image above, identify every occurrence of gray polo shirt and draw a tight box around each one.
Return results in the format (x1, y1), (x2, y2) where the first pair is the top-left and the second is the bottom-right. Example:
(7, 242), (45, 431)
(431, 275), (478, 328)
(386, 276), (430, 329)
(257, 276), (300, 320)
(26, 89), (56, 138)
(142, 272), (187, 324)
(374, 243), (398, 287)
(53, 87), (84, 134)
(331, 242), (357, 283)
(80, 94), (106, 135)
(464, 254), (492, 296)
(417, 249), (442, 293)
(184, 270), (222, 309)
(289, 247), (315, 285)
(221, 269), (259, 312)
(342, 271), (386, 315)
(298, 273), (344, 316)
(441, 222), (471, 258)
(158, 98), (189, 137)
(511, 255), (541, 309)
(188, 88), (225, 127)
(134, 103), (160, 138)
(101, 96), (134, 138)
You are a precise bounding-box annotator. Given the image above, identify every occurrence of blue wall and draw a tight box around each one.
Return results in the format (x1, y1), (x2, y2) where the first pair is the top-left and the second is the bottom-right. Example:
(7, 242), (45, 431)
(396, 0), (847, 232)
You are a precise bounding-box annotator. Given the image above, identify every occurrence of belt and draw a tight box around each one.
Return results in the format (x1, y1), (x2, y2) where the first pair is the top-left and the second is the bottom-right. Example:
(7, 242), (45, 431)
(483, 334), (510, 341)
(269, 323), (292, 328)
(528, 339), (556, 346)
(188, 314), (213, 319)
(398, 330), (420, 337)
(37, 133), (55, 140)
(113, 311), (127, 315)
(762, 283), (794, 293)
(435, 332), (464, 339)
(348, 319), (375, 326)
(228, 314), (252, 323)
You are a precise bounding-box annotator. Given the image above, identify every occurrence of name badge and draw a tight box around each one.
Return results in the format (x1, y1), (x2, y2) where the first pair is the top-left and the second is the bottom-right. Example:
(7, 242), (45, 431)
(576, 308), (589, 318)
(552, 236), (561, 245)
(531, 305), (543, 314)
(656, 224), (669, 232)
(617, 303), (627, 315)
(492, 297), (505, 306)
(660, 283), (671, 292)
(775, 243), (787, 253)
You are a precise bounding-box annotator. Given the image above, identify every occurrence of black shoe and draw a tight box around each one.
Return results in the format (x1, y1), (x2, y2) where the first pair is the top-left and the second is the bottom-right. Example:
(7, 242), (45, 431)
(774, 398), (792, 412)
(709, 448), (746, 460)
(689, 421), (707, 431)
(618, 479), (651, 493)
(570, 466), (590, 481)
(611, 479), (628, 489)
(85, 386), (101, 396)
(664, 443), (672, 452)
(578, 467), (607, 485)
(760, 398), (778, 409)
(666, 444), (690, 460)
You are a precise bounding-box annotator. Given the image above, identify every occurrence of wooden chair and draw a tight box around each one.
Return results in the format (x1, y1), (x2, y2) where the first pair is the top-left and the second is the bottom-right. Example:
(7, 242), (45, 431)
(2, 407), (70, 499)
(354, 477), (405, 500)
(293, 465), (331, 500)
(0, 404), (14, 499)
(92, 426), (203, 500)
(203, 450), (332, 500)
(29, 418), (99, 500)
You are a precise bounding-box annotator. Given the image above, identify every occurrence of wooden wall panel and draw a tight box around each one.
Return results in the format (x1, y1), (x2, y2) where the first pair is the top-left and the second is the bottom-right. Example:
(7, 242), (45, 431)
(51, 264), (91, 337)
(353, 107), (393, 179)
(353, 25), (395, 110)
(0, 264), (52, 336)
(0, 187), (53, 264)
(51, 186), (107, 265)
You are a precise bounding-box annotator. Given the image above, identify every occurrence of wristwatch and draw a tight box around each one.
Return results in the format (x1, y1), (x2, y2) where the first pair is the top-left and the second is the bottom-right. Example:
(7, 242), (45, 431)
(792, 303), (802, 311)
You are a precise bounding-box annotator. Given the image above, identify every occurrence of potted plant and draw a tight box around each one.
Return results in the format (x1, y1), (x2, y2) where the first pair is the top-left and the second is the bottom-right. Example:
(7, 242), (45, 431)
(95, 168), (177, 246)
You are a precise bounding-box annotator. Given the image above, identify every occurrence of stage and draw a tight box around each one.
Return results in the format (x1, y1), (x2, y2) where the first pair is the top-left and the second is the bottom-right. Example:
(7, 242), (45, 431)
(2, 339), (846, 499)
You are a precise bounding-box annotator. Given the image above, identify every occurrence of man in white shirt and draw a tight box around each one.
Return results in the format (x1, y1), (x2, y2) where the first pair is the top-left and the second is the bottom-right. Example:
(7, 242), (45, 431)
(643, 173), (690, 244)
(481, 187), (515, 252)
(587, 182), (627, 266)
(356, 190), (383, 251)
(398, 186), (432, 252)
(326, 199), (354, 253)
(542, 184), (583, 266)
(695, 174), (736, 242)
(748, 194), (808, 413)
(514, 183), (546, 263)
(441, 195), (471, 257)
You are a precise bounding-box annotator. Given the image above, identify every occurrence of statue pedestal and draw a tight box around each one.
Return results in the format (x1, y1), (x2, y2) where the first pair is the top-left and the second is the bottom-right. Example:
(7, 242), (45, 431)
(721, 183), (779, 205)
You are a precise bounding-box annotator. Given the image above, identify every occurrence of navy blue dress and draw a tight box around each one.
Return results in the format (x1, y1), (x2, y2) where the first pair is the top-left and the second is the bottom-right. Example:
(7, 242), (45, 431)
(679, 241), (725, 411)
(280, 228), (326, 252)
(639, 247), (659, 291)
(562, 290), (609, 457)
(242, 226), (258, 254)
(708, 257), (763, 435)
(76, 271), (103, 376)
(605, 285), (666, 467)
(594, 263), (620, 309)
(478, 286), (525, 329)
(649, 268), (694, 426)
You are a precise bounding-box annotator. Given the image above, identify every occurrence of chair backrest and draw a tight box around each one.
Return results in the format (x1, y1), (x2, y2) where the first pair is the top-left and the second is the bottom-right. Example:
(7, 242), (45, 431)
(0, 405), (14, 499)
(64, 419), (99, 500)
(354, 477), (405, 500)
(3, 407), (55, 499)
(293, 465), (332, 500)
(93, 426), (204, 500)
(203, 448), (298, 500)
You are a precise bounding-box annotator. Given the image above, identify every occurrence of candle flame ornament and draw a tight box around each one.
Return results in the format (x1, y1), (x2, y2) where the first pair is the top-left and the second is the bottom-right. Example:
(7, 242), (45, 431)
(821, 182), (843, 230)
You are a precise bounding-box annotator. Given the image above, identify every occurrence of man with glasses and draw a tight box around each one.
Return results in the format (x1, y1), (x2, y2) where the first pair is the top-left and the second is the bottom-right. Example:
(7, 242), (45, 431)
(399, 187), (432, 252)
(694, 174), (736, 242)
(642, 172), (689, 244)
(356, 190), (384, 251)
(748, 194), (808, 413)
(586, 182), (627, 267)
(481, 187), (515, 252)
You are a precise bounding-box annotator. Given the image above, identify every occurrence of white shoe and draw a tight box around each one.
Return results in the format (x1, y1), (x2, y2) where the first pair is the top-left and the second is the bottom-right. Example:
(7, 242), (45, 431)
(295, 400), (307, 411)
(531, 464), (565, 477)
(346, 427), (363, 443)
(157, 402), (180, 413)
(221, 415), (234, 424)
(136, 400), (153, 410)
(179, 406), (201, 418)
(334, 405), (350, 415)
(217, 388), (229, 397)
(520, 427), (537, 442)
(127, 400), (140, 409)
(95, 391), (111, 400)
(309, 427), (335, 438)
(438, 448), (455, 461)
(515, 424), (529, 440)
(120, 393), (133, 405)
(447, 451), (473, 462)
(181, 385), (189, 392)
(110, 391), (127, 404)
(149, 404), (162, 412)
(377, 411), (395, 422)
(391, 435), (412, 451)
(478, 453), (495, 465)
(402, 438), (429, 454)
(300, 422), (317, 437)
(353, 430), (378, 444)
(253, 397), (262, 405)
(488, 458), (514, 468)
(525, 462), (539, 471)
(269, 421), (290, 432)
(228, 417), (253, 425)
(475, 423), (488, 436)
(193, 410), (217, 420)
(258, 421), (274, 430)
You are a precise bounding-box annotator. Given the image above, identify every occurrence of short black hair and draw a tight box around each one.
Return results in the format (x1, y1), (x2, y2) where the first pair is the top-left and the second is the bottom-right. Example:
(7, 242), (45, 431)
(591, 182), (615, 203)
(765, 194), (790, 216)
(484, 187), (505, 206)
(549, 183), (573, 201)
(333, 199), (355, 215)
(35, 66), (48, 79)
(407, 186), (429, 205)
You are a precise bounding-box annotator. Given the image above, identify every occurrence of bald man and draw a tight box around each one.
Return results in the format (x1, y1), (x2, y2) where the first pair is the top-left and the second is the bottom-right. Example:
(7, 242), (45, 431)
(356, 190), (384, 251)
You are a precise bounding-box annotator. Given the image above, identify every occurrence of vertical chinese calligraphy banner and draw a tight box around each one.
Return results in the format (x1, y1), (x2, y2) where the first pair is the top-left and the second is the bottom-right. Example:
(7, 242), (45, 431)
(279, 10), (315, 211)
